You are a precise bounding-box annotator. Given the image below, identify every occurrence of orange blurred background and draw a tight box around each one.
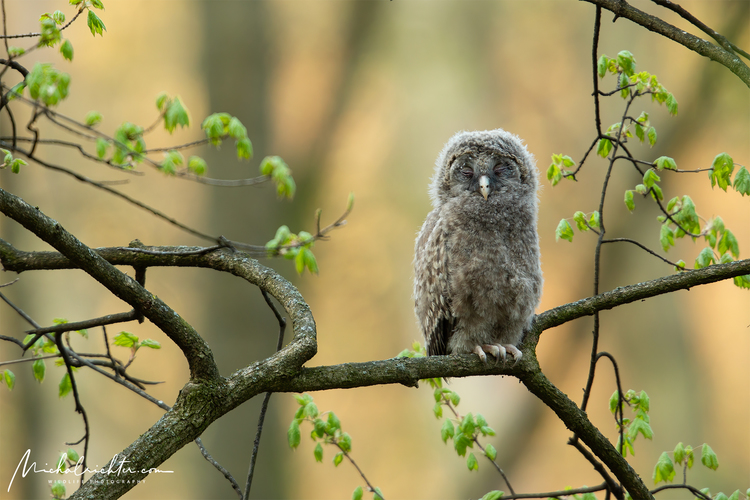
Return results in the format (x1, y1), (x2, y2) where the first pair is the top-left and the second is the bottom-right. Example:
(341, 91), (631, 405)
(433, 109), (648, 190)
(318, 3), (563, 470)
(0, 1), (748, 499)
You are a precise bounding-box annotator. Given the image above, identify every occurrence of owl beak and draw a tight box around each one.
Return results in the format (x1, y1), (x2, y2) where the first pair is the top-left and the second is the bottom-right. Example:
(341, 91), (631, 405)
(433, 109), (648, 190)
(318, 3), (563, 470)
(478, 175), (490, 201)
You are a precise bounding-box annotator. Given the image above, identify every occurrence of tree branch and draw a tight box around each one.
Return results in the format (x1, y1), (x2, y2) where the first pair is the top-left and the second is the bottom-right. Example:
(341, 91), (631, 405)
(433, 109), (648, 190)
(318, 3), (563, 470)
(581, 0), (750, 87)
(2, 237), (748, 499)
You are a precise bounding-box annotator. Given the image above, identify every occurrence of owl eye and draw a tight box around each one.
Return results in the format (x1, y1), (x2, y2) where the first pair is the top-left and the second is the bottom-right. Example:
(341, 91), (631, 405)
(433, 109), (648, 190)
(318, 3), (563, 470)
(493, 162), (510, 176)
(461, 167), (474, 179)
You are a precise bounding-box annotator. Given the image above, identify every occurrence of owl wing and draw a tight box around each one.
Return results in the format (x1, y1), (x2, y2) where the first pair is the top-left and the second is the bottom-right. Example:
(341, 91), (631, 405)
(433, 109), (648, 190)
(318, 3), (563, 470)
(414, 209), (454, 356)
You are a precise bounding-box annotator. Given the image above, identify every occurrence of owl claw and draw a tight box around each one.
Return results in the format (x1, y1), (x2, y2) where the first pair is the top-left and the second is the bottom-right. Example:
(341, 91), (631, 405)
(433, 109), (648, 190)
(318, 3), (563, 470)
(473, 344), (522, 365)
(472, 345), (488, 364)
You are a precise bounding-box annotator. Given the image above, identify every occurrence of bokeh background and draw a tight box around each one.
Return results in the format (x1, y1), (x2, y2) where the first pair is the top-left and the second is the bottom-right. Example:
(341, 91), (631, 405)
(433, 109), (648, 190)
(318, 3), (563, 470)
(0, 1), (748, 499)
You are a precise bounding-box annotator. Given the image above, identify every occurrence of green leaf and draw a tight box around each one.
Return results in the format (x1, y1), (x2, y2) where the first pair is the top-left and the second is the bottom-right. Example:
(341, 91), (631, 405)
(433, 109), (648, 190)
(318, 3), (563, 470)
(327, 412), (341, 432)
(10, 158), (26, 174)
(95, 137), (109, 159)
(60, 39), (73, 61)
(674, 259), (686, 272)
(617, 50), (636, 76)
(647, 126), (657, 146)
(59, 373), (72, 398)
(627, 417), (653, 441)
(733, 166), (750, 196)
(113, 331), (138, 348)
(481, 491), (504, 500)
(32, 358), (45, 382)
(90, 0), (105, 9)
(352, 486), (364, 500)
(718, 229), (739, 258)
(164, 97), (190, 133)
(597, 55), (608, 78)
(4, 369), (16, 390)
(673, 442), (686, 465)
(303, 402), (319, 419)
(665, 93), (678, 115)
(660, 224), (674, 252)
(227, 117), (247, 140)
(609, 390), (620, 414)
(313, 442), (323, 462)
(727, 490), (740, 500)
(155, 92), (169, 111)
(50, 480), (66, 498)
(555, 219), (574, 243)
(694, 247), (715, 269)
(588, 211), (600, 229)
(624, 190), (635, 212)
(440, 420), (454, 443)
(485, 443), (497, 461)
(643, 169), (660, 189)
(453, 434), (471, 457)
(700, 444), (719, 470)
(709, 153), (734, 191)
(547, 163), (562, 186)
(287, 420), (301, 449)
(652, 451), (675, 484)
(597, 137), (612, 158)
(654, 156), (676, 171)
(84, 110), (102, 127)
(333, 452), (344, 467)
(466, 452), (478, 471)
(139, 339), (161, 349)
(373, 487), (384, 500)
(86, 10), (106, 36)
(338, 433), (352, 453)
(236, 137), (253, 160)
(188, 156), (207, 176)
(573, 211), (588, 232)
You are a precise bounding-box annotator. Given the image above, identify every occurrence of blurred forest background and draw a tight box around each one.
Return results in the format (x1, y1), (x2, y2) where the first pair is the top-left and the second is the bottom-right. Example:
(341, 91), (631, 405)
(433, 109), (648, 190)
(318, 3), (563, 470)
(0, 1), (748, 499)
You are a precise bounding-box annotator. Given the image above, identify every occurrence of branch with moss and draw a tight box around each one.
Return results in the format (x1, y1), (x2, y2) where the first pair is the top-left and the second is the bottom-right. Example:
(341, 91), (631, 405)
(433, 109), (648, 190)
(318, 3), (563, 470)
(2, 193), (749, 498)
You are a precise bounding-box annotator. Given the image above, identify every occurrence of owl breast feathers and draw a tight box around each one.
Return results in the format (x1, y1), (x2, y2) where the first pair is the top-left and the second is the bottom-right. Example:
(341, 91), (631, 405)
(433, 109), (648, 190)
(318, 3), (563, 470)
(413, 129), (543, 363)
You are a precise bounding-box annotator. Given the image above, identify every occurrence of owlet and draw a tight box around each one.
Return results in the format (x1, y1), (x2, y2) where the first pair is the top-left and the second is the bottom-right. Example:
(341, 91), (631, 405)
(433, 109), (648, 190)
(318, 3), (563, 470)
(413, 129), (542, 363)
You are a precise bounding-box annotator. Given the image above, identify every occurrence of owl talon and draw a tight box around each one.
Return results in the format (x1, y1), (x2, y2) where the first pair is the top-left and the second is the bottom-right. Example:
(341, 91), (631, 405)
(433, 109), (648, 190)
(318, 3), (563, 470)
(502, 344), (523, 364)
(472, 345), (488, 364)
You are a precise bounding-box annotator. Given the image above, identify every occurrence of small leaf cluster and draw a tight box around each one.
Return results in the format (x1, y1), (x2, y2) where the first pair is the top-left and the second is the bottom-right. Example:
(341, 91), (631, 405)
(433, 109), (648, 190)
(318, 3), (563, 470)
(113, 331), (161, 356)
(656, 193), (749, 287)
(547, 154), (576, 186)
(425, 377), (497, 473)
(156, 93), (190, 134)
(555, 211), (600, 243)
(288, 394), (383, 500)
(201, 112), (253, 160)
(653, 442), (720, 484)
(608, 389), (652, 457)
(0, 148), (28, 173)
(709, 153), (749, 196)
(15, 319), (87, 397)
(23, 63), (71, 106)
(265, 225), (318, 275)
(110, 121), (145, 166)
(598, 51), (677, 114)
(48, 448), (81, 499)
(260, 155), (296, 199)
(67, 0), (107, 37)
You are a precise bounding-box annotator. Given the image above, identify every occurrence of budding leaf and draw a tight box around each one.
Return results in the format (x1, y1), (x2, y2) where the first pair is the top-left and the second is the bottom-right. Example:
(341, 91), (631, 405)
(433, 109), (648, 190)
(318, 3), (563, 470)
(555, 219), (574, 243)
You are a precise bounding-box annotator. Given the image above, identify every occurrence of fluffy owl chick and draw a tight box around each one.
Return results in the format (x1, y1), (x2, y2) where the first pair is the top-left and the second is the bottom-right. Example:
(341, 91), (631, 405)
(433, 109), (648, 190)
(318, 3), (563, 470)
(414, 129), (542, 363)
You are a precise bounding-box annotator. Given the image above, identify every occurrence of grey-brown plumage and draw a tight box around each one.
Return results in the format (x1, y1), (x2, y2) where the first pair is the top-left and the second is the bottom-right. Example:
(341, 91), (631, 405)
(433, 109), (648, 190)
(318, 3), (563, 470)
(414, 129), (542, 363)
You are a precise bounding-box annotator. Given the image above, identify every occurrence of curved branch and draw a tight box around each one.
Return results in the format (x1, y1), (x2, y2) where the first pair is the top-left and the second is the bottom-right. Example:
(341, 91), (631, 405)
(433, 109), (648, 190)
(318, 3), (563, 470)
(582, 0), (750, 87)
(0, 187), (220, 381)
(2, 238), (748, 499)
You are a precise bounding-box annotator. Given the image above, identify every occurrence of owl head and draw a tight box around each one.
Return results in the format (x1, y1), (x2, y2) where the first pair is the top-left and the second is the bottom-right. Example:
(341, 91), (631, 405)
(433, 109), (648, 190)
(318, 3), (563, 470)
(428, 129), (537, 208)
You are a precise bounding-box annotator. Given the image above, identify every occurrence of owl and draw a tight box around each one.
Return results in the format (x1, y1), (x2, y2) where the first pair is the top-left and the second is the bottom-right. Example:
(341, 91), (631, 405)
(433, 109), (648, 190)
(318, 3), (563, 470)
(414, 129), (542, 363)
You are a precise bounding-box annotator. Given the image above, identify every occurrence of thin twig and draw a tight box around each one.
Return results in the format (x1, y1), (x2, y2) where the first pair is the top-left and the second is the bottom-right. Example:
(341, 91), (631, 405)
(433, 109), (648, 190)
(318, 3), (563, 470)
(602, 238), (685, 268)
(243, 289), (287, 500)
(195, 437), (243, 498)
